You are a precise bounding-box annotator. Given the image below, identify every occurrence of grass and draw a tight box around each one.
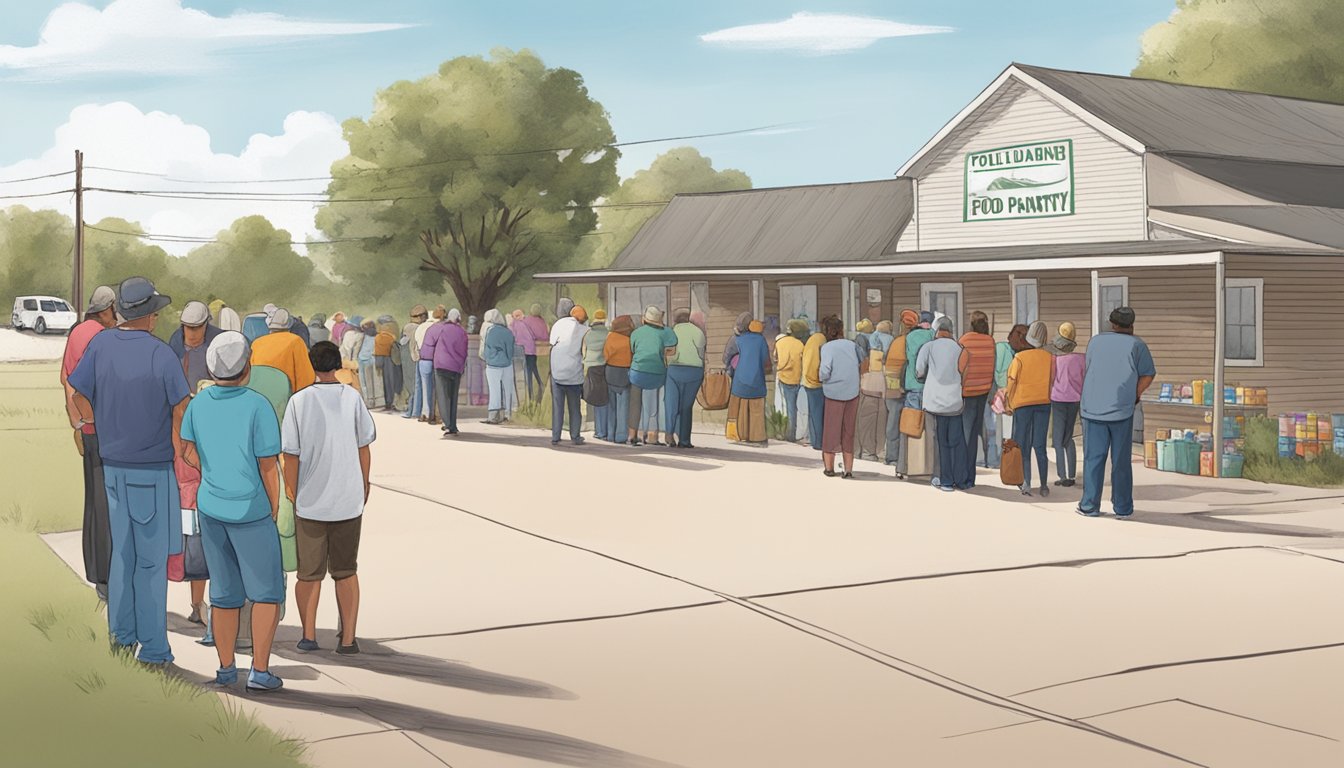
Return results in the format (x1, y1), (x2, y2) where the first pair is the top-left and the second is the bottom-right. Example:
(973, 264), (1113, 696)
(1243, 415), (1344, 488)
(0, 361), (308, 767)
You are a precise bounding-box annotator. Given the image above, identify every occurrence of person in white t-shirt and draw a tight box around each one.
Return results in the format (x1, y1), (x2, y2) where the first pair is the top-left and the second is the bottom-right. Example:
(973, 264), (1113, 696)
(282, 341), (376, 655)
(548, 303), (589, 445)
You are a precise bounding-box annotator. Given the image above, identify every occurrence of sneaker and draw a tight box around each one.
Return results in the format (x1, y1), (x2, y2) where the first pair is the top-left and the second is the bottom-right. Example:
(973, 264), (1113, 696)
(842, 472), (854, 479)
(1052, 479), (1066, 487)
(938, 485), (955, 492)
(1061, 479), (1077, 487)
(418, 416), (429, 423)
(447, 428), (459, 435)
(1020, 485), (1033, 497)
(296, 638), (320, 652)
(931, 477), (942, 488)
(1075, 506), (1101, 517)
(246, 668), (283, 692)
(551, 439), (561, 445)
(402, 413), (416, 419)
(214, 665), (238, 686)
(572, 437), (586, 446)
(336, 640), (361, 656)
(1039, 485), (1050, 498)
(1115, 512), (1134, 519)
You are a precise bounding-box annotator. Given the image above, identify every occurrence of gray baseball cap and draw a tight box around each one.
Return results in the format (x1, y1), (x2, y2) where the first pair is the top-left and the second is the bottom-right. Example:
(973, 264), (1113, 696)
(206, 331), (250, 380)
(86, 285), (116, 314)
(180, 301), (210, 327)
(267, 308), (291, 330)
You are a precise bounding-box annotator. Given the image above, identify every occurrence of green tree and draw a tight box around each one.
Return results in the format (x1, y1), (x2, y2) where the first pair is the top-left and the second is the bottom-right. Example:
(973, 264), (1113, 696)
(316, 49), (619, 319)
(583, 147), (750, 270)
(1134, 0), (1344, 102)
(0, 206), (74, 305)
(182, 215), (314, 314)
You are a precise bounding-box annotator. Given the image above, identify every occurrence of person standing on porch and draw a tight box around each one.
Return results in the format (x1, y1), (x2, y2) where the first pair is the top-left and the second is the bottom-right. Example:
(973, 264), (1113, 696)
(819, 315), (861, 478)
(901, 311), (936, 477)
(883, 309), (916, 478)
(1077, 308), (1154, 518)
(1006, 321), (1054, 497)
(774, 319), (807, 444)
(1049, 322), (1085, 488)
(665, 307), (706, 449)
(916, 317), (971, 491)
(802, 324), (827, 451)
(852, 319), (885, 462)
(728, 319), (771, 445)
(958, 311), (996, 488)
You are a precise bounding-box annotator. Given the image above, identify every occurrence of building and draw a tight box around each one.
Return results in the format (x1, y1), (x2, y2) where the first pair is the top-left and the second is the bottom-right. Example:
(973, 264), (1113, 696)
(537, 64), (1344, 472)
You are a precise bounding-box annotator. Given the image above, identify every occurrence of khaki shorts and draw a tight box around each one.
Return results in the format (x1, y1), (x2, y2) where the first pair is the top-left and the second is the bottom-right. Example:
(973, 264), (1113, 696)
(296, 516), (362, 582)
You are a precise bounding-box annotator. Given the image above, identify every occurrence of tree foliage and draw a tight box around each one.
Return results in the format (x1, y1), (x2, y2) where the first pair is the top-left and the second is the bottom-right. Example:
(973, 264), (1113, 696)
(317, 49), (619, 318)
(185, 215), (314, 310)
(1134, 0), (1344, 103)
(582, 147), (750, 270)
(0, 206), (74, 304)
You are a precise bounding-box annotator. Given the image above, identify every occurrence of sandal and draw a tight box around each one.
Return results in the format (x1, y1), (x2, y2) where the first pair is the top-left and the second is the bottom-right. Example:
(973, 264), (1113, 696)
(823, 469), (837, 477)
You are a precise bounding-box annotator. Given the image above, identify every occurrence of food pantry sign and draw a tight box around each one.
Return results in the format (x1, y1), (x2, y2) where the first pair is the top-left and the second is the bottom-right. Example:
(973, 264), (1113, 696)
(963, 139), (1074, 222)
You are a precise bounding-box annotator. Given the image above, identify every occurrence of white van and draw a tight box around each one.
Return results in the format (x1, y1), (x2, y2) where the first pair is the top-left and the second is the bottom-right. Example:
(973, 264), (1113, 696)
(11, 295), (79, 334)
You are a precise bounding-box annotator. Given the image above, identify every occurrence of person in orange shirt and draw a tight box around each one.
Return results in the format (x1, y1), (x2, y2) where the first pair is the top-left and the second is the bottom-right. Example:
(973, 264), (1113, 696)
(373, 321), (399, 412)
(250, 308), (316, 393)
(1005, 320), (1054, 496)
(958, 311), (997, 488)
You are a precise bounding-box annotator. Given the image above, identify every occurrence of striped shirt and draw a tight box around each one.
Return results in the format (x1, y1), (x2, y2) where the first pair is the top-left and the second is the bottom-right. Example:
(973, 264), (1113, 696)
(958, 332), (996, 397)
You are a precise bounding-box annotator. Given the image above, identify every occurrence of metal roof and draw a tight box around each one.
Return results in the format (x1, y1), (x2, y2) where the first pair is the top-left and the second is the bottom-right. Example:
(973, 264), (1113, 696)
(607, 179), (912, 271)
(1016, 64), (1344, 166)
(1159, 154), (1344, 208)
(1154, 205), (1344, 251)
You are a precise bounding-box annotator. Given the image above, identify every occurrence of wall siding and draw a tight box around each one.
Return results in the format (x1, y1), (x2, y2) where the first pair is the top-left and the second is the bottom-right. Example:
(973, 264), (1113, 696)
(905, 79), (1146, 251)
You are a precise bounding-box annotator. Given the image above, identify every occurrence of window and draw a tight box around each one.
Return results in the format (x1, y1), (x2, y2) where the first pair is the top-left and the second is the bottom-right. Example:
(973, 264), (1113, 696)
(689, 282), (709, 320)
(23, 299), (37, 311)
(1225, 278), (1263, 366)
(779, 284), (819, 332)
(1093, 275), (1129, 332)
(1012, 278), (1038, 325)
(39, 300), (58, 312)
(921, 282), (963, 335)
(609, 283), (668, 326)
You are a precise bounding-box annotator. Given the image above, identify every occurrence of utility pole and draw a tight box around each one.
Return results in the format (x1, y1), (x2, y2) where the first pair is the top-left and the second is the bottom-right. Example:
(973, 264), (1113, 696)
(72, 149), (84, 314)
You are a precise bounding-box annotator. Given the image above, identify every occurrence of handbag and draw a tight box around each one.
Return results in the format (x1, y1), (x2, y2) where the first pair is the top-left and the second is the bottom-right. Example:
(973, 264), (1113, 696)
(583, 365), (609, 406)
(899, 407), (925, 438)
(991, 388), (1008, 415)
(698, 369), (731, 411)
(277, 469), (297, 573)
(861, 371), (887, 398)
(1000, 439), (1024, 486)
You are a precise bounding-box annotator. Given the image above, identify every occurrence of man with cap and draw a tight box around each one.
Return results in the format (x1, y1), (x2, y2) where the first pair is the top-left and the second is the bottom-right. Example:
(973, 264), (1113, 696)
(548, 304), (590, 445)
(1049, 321), (1085, 488)
(628, 306), (677, 446)
(61, 285), (118, 601)
(1078, 308), (1155, 518)
(69, 277), (189, 665)
(169, 300), (222, 393)
(249, 308), (316, 393)
(180, 331), (286, 690)
(400, 305), (427, 419)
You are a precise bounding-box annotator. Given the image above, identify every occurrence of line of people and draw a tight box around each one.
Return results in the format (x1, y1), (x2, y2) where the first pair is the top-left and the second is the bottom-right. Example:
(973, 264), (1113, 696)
(64, 277), (377, 693)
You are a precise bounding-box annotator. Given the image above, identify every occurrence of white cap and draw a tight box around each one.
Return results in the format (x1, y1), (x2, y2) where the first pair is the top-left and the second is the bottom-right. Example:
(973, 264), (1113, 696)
(206, 331), (250, 380)
(263, 303), (278, 317)
(267, 308), (291, 330)
(180, 301), (210, 327)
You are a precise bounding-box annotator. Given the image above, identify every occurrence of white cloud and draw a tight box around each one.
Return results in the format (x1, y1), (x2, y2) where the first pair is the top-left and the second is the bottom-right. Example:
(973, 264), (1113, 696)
(0, 0), (414, 79)
(0, 102), (349, 255)
(700, 12), (952, 54)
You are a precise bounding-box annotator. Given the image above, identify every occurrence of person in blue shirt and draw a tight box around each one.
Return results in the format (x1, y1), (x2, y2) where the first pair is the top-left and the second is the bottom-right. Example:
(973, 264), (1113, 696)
(1077, 307), (1156, 519)
(180, 331), (286, 691)
(69, 276), (189, 666)
(729, 319), (771, 445)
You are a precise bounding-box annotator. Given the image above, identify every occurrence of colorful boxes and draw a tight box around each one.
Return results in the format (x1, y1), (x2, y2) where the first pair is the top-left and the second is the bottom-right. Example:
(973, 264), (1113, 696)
(1175, 441), (1201, 475)
(1200, 451), (1215, 477)
(1159, 440), (1174, 471)
(1222, 454), (1244, 478)
(1144, 440), (1158, 469)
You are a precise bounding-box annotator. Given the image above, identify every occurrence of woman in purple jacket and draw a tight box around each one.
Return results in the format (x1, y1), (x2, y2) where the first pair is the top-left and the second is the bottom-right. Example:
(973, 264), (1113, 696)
(420, 309), (469, 435)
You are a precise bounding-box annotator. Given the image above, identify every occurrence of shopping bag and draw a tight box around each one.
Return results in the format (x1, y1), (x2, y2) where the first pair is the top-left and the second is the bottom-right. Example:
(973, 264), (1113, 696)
(277, 467), (298, 573)
(583, 365), (609, 406)
(182, 524), (209, 582)
(698, 369), (731, 411)
(860, 371), (887, 398)
(1000, 439), (1024, 486)
(899, 407), (925, 438)
(726, 416), (739, 442)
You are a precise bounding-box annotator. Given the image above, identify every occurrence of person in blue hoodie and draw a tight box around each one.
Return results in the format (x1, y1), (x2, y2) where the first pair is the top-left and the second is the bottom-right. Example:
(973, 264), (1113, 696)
(728, 319), (771, 445)
(480, 309), (516, 424)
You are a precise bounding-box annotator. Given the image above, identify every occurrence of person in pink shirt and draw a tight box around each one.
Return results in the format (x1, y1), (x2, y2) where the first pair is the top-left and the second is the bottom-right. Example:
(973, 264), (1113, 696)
(522, 303), (549, 399)
(511, 309), (539, 400)
(1049, 322), (1086, 488)
(61, 285), (119, 600)
(329, 312), (351, 346)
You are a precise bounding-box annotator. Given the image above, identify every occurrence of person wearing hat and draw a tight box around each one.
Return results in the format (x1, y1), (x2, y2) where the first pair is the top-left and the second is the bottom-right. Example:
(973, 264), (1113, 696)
(774, 319), (808, 444)
(1049, 321), (1085, 488)
(308, 313), (331, 346)
(399, 306), (426, 419)
(582, 309), (612, 441)
(728, 317), (771, 445)
(421, 307), (468, 433)
(897, 311), (937, 476)
(1005, 320), (1055, 496)
(250, 308), (316, 394)
(61, 284), (119, 601)
(548, 304), (590, 445)
(412, 306), (441, 423)
(628, 306), (677, 445)
(852, 318), (884, 462)
(958, 311), (997, 487)
(666, 307), (707, 448)
(283, 341), (377, 656)
(179, 331), (286, 690)
(479, 309), (516, 424)
(169, 300), (222, 393)
(356, 318), (379, 408)
(68, 277), (190, 665)
(330, 312), (351, 346)
(373, 317), (400, 412)
(1078, 307), (1155, 518)
(802, 320), (827, 451)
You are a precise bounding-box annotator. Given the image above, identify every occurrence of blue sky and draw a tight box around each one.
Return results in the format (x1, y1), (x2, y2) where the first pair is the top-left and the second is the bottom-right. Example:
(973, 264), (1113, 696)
(2, 0), (1178, 186)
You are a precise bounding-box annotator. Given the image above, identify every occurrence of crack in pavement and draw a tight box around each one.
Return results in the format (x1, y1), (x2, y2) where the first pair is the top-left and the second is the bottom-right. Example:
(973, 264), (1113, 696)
(403, 730), (455, 767)
(372, 600), (726, 644)
(1012, 640), (1344, 697)
(947, 697), (1338, 742)
(373, 481), (1211, 767)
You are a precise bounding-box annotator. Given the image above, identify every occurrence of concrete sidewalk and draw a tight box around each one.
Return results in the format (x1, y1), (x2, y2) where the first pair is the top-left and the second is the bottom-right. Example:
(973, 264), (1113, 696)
(44, 411), (1344, 767)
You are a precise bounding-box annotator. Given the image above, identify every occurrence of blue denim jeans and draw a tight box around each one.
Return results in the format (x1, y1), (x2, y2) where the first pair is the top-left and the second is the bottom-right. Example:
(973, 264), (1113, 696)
(551, 381), (583, 441)
(779, 382), (801, 443)
(934, 413), (968, 489)
(103, 461), (180, 664)
(1052, 401), (1081, 481)
(417, 359), (436, 419)
(665, 365), (704, 445)
(1012, 404), (1051, 488)
(1081, 416), (1135, 515)
(406, 361), (422, 417)
(960, 394), (988, 487)
(884, 396), (904, 469)
(592, 403), (611, 440)
(805, 386), (825, 450)
(609, 385), (630, 443)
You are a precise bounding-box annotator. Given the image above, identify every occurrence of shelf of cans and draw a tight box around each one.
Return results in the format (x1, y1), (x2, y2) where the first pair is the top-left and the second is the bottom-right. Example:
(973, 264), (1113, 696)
(1145, 415), (1246, 479)
(1155, 379), (1269, 407)
(1277, 412), (1344, 460)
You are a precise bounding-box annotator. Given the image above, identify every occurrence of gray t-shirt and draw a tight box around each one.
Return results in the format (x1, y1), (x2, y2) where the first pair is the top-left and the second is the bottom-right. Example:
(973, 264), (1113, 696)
(819, 339), (863, 401)
(1082, 332), (1156, 422)
(281, 382), (377, 522)
(915, 336), (965, 416)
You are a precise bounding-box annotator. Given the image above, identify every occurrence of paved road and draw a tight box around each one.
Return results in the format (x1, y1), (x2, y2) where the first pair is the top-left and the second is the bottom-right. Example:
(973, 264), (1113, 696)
(45, 411), (1344, 767)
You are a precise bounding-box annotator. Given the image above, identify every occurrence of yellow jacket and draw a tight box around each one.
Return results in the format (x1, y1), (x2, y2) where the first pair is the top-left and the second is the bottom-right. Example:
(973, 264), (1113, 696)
(775, 336), (805, 386)
(802, 332), (825, 389)
(250, 331), (315, 392)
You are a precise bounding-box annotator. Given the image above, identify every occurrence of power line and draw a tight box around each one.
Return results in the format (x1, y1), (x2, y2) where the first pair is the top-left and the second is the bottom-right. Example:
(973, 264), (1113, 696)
(82, 222), (386, 246)
(0, 188), (75, 200)
(0, 169), (75, 185)
(84, 186), (671, 208)
(80, 122), (801, 184)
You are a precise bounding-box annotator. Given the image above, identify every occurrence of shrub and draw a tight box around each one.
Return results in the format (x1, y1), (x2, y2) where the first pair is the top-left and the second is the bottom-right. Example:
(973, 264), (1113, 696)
(1242, 416), (1344, 487)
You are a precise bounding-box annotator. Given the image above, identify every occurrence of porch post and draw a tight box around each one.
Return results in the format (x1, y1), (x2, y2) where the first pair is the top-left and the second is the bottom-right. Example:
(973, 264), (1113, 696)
(840, 277), (852, 335)
(1212, 253), (1226, 478)
(750, 279), (764, 321)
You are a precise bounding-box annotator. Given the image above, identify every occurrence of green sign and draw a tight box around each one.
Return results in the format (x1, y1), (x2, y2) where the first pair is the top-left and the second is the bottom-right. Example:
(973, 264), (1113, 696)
(963, 139), (1074, 222)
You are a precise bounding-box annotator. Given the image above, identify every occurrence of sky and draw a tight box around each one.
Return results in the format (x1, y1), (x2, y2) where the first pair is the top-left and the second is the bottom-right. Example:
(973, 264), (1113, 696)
(0, 0), (1180, 253)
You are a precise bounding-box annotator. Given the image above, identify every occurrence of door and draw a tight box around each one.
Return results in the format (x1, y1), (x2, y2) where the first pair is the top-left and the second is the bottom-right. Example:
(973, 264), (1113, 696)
(920, 283), (963, 335)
